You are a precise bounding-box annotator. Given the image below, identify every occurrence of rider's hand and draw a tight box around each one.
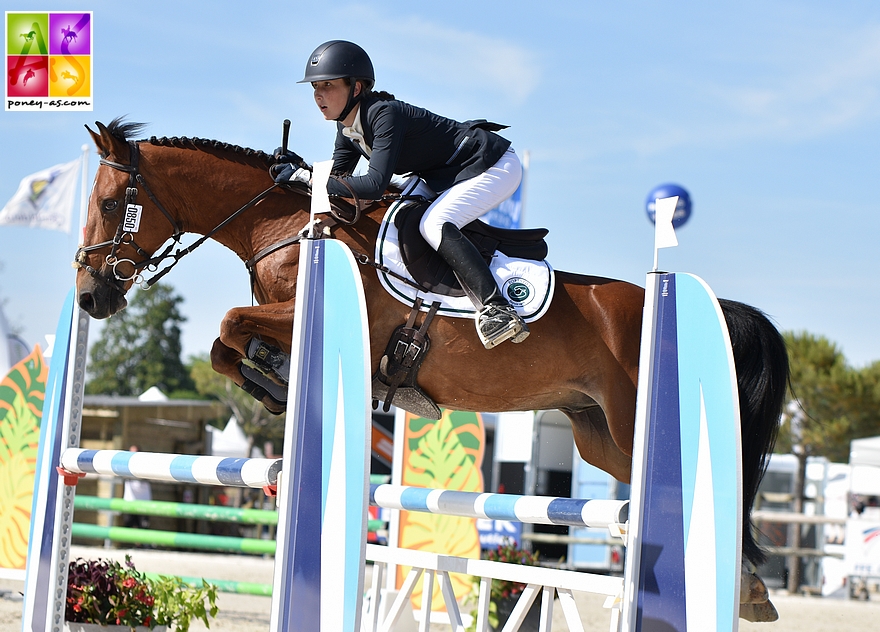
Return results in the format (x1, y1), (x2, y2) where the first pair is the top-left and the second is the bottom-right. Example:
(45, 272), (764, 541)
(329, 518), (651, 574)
(273, 147), (299, 163)
(271, 163), (311, 185)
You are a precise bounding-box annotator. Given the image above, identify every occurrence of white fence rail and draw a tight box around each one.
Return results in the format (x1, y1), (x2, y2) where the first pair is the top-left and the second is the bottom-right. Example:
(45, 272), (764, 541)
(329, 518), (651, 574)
(363, 543), (625, 632)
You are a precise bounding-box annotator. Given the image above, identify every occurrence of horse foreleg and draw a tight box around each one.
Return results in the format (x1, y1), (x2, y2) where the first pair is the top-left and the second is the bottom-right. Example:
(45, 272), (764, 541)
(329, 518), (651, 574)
(217, 302), (297, 357)
(210, 302), (298, 413)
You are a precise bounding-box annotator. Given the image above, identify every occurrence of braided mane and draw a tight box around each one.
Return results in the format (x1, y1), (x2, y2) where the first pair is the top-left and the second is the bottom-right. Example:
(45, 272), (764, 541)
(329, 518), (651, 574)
(106, 116), (274, 167)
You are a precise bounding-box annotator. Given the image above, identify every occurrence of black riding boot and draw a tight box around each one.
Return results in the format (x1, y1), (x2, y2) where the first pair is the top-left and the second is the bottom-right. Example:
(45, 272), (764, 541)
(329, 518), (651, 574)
(436, 222), (529, 349)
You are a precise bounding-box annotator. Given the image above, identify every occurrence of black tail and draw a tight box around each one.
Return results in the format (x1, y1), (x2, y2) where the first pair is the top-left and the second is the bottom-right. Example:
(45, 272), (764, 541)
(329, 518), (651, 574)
(719, 299), (790, 567)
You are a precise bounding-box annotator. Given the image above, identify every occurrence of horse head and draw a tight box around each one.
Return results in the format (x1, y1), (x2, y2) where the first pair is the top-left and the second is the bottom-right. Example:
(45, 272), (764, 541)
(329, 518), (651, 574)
(76, 118), (180, 318)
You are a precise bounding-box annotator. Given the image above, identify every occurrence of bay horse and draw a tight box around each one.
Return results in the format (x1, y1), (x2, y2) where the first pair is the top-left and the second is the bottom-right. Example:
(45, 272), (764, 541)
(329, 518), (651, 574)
(75, 119), (787, 620)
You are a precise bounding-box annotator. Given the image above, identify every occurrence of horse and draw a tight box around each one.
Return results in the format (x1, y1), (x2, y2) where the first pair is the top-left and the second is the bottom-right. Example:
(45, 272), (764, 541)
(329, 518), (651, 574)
(75, 119), (788, 621)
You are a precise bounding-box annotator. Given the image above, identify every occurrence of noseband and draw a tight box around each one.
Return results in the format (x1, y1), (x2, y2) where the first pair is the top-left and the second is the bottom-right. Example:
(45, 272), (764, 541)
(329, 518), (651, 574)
(74, 140), (279, 291)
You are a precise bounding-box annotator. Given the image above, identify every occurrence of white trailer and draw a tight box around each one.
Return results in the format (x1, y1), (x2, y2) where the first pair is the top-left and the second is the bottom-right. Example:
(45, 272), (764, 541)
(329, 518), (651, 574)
(845, 436), (880, 599)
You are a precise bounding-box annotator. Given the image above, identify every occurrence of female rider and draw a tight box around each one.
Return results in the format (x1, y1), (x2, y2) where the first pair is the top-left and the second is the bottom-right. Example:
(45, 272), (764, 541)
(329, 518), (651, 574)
(273, 40), (528, 350)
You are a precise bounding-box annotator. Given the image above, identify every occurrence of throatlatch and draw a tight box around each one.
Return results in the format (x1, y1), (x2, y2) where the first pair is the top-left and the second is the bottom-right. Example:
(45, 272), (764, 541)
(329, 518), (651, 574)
(372, 298), (442, 420)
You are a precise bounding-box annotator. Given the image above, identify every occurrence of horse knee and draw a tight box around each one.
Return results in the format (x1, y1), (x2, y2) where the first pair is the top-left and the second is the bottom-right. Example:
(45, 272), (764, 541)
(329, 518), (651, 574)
(218, 308), (252, 354)
(210, 338), (243, 384)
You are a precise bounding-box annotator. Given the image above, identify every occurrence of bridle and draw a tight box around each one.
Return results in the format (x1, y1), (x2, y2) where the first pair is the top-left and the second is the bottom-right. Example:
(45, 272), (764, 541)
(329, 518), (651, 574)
(73, 138), (431, 298)
(74, 140), (279, 291)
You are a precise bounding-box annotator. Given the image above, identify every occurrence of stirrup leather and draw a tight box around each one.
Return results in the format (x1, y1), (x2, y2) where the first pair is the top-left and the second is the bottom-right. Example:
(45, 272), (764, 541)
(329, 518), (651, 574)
(371, 298), (442, 420)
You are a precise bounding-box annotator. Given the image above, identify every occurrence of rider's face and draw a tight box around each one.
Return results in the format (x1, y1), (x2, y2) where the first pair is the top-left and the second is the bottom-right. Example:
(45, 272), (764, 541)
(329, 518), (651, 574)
(312, 79), (361, 122)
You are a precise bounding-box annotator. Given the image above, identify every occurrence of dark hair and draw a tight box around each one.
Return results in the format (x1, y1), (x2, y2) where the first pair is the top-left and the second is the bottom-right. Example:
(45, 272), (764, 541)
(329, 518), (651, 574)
(342, 77), (395, 101)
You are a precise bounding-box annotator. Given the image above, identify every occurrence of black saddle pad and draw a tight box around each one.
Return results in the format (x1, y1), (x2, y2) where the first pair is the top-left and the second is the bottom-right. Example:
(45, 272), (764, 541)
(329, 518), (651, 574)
(394, 201), (549, 296)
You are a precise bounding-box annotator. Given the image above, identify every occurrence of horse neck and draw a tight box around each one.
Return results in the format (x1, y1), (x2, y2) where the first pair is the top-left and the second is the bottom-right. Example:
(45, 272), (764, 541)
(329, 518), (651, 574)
(137, 141), (389, 272)
(139, 143), (303, 260)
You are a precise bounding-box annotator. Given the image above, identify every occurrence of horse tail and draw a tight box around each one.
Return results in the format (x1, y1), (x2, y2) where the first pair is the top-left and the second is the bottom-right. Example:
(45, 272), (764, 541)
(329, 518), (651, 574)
(719, 299), (789, 567)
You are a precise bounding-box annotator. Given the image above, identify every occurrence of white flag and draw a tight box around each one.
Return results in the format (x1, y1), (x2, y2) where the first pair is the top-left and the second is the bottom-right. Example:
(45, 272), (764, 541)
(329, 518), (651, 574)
(0, 159), (80, 233)
(654, 195), (679, 250)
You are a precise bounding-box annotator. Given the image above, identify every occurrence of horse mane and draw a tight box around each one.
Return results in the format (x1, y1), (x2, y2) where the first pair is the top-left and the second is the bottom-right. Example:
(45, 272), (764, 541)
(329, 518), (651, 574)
(105, 116), (274, 168)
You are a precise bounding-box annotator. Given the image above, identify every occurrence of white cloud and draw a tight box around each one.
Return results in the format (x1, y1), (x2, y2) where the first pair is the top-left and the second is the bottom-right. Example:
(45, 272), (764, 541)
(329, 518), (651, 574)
(624, 23), (880, 154)
(719, 26), (880, 132)
(341, 8), (541, 104)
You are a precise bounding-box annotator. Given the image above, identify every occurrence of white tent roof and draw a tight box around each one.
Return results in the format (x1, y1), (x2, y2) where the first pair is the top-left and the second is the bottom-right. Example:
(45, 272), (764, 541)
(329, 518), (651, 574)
(138, 386), (169, 402)
(206, 416), (250, 458)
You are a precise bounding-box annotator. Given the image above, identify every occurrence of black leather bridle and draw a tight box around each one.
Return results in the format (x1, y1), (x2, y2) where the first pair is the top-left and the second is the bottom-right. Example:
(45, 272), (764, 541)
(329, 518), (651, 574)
(74, 140), (279, 291)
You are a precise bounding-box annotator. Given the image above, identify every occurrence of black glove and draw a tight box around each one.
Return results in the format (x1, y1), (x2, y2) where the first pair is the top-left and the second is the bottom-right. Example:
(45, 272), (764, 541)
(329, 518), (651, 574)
(273, 147), (301, 164)
(271, 163), (311, 185)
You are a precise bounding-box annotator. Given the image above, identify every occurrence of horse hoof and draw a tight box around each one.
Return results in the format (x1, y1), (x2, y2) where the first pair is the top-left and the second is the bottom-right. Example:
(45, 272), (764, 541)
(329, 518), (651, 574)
(740, 570), (769, 604)
(263, 399), (285, 415)
(239, 376), (286, 415)
(739, 599), (779, 622)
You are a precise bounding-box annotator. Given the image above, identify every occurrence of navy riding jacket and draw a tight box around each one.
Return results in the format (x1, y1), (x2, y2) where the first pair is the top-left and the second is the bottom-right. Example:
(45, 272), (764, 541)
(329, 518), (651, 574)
(327, 94), (511, 199)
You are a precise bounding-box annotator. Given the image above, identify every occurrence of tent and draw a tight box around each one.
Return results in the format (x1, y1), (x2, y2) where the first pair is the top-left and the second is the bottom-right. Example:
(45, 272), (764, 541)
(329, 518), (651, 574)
(206, 415), (252, 458)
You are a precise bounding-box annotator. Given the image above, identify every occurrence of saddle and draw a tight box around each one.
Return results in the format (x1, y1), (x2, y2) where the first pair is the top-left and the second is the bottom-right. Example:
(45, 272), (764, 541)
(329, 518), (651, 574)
(371, 199), (550, 419)
(393, 199), (549, 296)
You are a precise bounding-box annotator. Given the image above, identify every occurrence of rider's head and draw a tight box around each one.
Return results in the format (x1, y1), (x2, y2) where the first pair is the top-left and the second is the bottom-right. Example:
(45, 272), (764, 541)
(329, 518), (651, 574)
(299, 41), (374, 122)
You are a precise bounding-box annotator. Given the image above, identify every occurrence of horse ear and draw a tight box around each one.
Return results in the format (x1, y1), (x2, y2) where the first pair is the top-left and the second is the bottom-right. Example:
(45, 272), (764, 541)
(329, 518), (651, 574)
(85, 123), (104, 154)
(85, 120), (124, 158)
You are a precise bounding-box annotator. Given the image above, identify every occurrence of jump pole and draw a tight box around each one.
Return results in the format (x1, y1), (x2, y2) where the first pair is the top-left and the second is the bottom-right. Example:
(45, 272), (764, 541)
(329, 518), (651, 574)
(621, 197), (743, 631)
(73, 495), (281, 525)
(21, 289), (89, 632)
(269, 171), (372, 632)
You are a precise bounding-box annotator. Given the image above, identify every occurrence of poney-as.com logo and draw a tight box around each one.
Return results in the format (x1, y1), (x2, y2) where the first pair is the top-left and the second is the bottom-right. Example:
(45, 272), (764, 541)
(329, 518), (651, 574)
(5, 11), (92, 111)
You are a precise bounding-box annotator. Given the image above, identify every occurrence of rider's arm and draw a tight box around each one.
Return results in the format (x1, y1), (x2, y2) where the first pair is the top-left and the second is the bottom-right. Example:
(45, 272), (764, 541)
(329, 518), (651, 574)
(327, 102), (403, 199)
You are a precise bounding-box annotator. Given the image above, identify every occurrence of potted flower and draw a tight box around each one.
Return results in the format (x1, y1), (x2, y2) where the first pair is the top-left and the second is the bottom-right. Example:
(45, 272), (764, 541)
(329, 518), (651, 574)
(466, 538), (541, 632)
(65, 556), (218, 631)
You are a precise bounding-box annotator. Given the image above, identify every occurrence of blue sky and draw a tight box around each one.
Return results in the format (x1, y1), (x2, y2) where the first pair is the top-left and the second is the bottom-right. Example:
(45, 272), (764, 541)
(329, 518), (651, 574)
(1, 1), (878, 369)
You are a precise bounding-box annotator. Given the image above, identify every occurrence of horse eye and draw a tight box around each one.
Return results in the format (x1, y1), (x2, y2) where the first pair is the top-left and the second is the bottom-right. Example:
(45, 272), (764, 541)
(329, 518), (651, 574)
(102, 199), (119, 213)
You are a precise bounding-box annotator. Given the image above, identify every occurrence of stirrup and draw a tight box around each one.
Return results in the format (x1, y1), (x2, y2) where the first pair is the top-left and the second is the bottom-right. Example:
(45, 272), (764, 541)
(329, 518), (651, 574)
(476, 305), (529, 349)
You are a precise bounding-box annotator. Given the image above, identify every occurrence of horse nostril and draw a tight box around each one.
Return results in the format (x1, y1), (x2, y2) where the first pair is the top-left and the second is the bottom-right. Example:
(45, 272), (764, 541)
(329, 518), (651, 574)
(78, 291), (95, 312)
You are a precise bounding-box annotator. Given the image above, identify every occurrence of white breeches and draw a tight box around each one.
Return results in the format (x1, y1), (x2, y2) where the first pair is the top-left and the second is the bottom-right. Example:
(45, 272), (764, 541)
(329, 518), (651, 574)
(418, 148), (522, 250)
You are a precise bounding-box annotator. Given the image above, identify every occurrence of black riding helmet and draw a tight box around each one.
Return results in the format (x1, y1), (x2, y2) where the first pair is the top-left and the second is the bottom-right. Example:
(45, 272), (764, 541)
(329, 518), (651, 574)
(299, 40), (375, 122)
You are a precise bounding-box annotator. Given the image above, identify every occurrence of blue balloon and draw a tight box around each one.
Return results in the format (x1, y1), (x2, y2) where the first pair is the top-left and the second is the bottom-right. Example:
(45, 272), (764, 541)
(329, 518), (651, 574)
(645, 183), (692, 228)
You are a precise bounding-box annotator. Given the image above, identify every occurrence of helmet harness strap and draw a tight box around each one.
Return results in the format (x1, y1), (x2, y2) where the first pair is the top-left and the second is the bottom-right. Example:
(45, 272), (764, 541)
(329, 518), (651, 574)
(335, 79), (363, 122)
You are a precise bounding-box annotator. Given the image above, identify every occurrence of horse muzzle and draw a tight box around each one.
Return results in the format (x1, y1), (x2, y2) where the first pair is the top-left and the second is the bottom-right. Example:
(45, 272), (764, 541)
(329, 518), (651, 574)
(76, 268), (128, 319)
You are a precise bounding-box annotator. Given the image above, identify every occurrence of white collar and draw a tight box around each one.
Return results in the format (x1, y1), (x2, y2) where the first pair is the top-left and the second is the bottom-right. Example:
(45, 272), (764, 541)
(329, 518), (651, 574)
(341, 105), (371, 156)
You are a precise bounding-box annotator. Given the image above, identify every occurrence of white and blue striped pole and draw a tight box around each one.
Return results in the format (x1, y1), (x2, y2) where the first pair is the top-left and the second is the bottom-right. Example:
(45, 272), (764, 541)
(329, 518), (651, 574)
(59, 449), (282, 489)
(369, 484), (628, 529)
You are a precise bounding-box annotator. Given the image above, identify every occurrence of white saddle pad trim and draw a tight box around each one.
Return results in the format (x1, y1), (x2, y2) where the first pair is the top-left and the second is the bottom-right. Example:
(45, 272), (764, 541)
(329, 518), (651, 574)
(374, 202), (556, 322)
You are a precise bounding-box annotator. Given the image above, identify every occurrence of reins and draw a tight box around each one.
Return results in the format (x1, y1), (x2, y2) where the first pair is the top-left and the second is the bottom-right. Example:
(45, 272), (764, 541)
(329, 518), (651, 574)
(75, 137), (432, 298)
(75, 140), (280, 290)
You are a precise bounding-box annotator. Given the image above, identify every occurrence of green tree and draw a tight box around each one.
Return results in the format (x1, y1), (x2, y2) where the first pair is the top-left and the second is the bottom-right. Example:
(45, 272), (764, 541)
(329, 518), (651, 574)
(780, 332), (854, 461)
(189, 354), (284, 455)
(850, 360), (880, 440)
(86, 283), (196, 397)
